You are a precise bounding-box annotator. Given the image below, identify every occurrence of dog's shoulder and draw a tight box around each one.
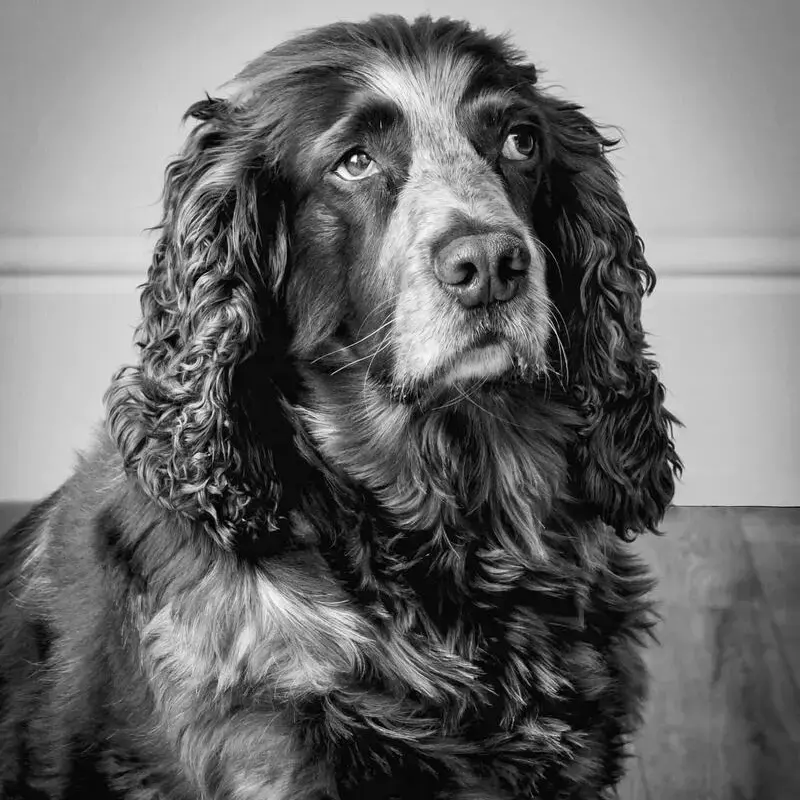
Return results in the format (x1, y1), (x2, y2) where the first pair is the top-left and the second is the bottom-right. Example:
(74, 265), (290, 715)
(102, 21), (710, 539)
(0, 430), (171, 791)
(1, 430), (122, 589)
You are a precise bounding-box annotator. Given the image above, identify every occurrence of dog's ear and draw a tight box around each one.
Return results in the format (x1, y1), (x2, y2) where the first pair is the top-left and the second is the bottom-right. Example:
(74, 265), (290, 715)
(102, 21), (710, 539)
(105, 95), (291, 548)
(534, 96), (682, 538)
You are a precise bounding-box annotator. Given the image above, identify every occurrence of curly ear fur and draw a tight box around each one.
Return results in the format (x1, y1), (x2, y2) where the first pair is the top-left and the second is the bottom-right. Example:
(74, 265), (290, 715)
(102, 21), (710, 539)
(536, 97), (682, 538)
(105, 96), (290, 547)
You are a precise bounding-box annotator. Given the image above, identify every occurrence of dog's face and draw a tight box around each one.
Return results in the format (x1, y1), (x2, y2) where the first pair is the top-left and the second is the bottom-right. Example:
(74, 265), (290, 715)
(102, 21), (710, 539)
(272, 46), (551, 403)
(106, 16), (681, 545)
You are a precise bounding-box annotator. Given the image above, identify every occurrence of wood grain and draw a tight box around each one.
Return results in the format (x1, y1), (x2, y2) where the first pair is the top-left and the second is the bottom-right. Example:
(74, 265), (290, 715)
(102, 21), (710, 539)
(0, 501), (29, 539)
(740, 508), (800, 690)
(633, 507), (800, 799)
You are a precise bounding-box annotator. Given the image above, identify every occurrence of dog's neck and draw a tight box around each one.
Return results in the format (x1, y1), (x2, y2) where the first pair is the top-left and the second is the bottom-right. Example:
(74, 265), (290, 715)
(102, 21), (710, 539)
(296, 370), (578, 564)
(290, 369), (612, 659)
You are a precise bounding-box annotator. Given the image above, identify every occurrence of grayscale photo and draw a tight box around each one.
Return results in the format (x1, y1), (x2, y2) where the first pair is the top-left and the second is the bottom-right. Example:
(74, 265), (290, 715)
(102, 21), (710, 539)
(0, 1), (797, 798)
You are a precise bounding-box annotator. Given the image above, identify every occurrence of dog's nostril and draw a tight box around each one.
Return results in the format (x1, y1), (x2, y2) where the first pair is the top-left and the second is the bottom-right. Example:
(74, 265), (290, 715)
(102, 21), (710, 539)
(497, 249), (528, 281)
(451, 260), (479, 286)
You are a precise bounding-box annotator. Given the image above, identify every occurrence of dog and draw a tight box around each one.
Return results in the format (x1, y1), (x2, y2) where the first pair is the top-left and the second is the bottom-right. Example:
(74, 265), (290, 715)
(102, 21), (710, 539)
(0, 14), (681, 800)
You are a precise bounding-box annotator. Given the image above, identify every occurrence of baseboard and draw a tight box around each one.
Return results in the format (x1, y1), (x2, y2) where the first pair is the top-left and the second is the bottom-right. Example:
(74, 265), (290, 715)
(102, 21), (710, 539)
(0, 236), (153, 274)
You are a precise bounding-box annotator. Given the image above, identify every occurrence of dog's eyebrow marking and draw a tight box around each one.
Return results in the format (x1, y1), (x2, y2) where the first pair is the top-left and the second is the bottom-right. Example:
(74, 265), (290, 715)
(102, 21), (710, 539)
(360, 52), (478, 130)
(459, 89), (529, 122)
(313, 94), (404, 164)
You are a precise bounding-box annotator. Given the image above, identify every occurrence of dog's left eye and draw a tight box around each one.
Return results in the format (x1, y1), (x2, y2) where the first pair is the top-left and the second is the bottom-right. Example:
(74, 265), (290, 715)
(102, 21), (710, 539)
(334, 150), (381, 181)
(501, 126), (538, 161)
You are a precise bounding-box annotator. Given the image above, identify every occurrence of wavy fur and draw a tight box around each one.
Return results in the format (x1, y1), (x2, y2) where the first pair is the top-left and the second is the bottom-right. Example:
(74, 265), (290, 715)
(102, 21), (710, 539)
(0, 14), (679, 800)
(533, 99), (683, 537)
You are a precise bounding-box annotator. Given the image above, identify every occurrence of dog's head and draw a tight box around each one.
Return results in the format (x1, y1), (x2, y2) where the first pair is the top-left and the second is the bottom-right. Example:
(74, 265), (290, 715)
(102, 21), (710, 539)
(106, 15), (681, 547)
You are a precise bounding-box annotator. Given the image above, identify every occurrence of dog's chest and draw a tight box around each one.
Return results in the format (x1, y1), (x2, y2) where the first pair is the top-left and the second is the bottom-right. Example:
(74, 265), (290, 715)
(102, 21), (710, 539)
(311, 450), (598, 725)
(405, 529), (598, 716)
(327, 520), (652, 798)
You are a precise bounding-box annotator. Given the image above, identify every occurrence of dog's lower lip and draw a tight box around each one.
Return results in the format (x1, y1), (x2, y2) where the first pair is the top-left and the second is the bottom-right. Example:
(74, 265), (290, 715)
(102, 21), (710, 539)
(441, 341), (514, 384)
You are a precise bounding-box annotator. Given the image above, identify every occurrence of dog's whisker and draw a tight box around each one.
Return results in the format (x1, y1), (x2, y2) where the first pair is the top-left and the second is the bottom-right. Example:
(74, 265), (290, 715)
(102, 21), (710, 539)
(330, 329), (394, 376)
(354, 294), (401, 338)
(311, 317), (395, 364)
(532, 236), (565, 286)
(546, 298), (570, 347)
(362, 332), (394, 397)
(545, 314), (569, 385)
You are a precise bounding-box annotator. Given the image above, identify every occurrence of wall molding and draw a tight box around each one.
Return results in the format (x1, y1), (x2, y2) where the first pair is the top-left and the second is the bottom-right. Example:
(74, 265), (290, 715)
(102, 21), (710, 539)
(643, 236), (800, 276)
(0, 234), (799, 293)
(0, 236), (154, 274)
(0, 236), (152, 294)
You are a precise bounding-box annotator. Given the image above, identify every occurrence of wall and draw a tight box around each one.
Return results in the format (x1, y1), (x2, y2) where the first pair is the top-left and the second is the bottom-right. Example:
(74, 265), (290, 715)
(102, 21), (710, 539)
(1, 0), (798, 504)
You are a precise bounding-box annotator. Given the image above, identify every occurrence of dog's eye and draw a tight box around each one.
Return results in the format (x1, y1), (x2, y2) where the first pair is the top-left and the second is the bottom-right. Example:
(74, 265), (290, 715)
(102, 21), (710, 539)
(501, 127), (538, 161)
(334, 150), (380, 181)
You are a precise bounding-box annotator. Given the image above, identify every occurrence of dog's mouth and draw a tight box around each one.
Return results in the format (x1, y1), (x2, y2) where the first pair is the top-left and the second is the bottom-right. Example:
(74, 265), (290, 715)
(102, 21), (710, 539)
(389, 329), (545, 406)
(439, 337), (515, 385)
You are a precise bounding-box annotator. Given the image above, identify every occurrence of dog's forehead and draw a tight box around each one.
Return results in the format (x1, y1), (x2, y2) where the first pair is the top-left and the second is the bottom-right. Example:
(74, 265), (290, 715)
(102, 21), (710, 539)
(361, 52), (477, 137)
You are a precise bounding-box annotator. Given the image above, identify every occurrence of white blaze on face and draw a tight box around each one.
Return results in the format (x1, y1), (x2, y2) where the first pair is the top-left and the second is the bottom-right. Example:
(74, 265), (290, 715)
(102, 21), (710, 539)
(363, 53), (550, 391)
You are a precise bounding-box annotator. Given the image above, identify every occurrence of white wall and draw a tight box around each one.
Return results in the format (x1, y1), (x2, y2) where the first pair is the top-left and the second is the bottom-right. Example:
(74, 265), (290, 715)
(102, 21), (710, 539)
(1, 0), (799, 504)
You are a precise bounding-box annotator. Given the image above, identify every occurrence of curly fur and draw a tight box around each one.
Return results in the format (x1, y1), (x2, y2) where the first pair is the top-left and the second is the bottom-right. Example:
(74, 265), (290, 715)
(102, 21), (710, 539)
(532, 99), (681, 537)
(0, 14), (681, 800)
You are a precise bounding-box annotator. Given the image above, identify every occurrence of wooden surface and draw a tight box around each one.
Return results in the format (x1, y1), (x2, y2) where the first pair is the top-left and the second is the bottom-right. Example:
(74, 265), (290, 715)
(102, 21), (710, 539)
(0, 502), (29, 538)
(2, 504), (799, 798)
(617, 507), (800, 799)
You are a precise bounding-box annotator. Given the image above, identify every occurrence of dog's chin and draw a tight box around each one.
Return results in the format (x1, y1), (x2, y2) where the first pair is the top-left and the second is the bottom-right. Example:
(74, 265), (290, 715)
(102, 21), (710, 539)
(390, 340), (542, 407)
(438, 342), (515, 387)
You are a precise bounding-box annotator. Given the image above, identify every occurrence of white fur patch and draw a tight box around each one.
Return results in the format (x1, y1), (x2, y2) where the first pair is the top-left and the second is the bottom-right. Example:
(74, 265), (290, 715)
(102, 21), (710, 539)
(364, 53), (476, 129)
(355, 55), (552, 391)
(440, 342), (514, 385)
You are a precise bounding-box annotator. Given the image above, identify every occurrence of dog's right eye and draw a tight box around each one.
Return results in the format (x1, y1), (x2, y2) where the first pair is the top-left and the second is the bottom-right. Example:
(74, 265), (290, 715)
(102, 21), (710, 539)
(334, 150), (380, 181)
(501, 126), (538, 162)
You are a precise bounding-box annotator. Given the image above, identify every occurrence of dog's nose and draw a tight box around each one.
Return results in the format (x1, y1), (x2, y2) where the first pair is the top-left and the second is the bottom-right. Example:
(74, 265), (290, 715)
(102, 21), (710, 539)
(433, 233), (530, 308)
